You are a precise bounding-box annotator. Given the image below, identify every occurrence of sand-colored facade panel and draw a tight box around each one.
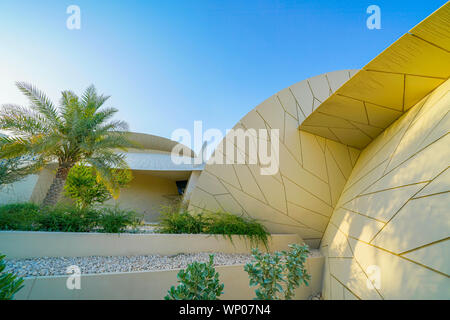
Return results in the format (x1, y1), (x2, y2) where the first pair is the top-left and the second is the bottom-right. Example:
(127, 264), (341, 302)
(325, 140), (354, 179)
(257, 95), (285, 138)
(189, 187), (223, 213)
(367, 34), (450, 78)
(232, 165), (266, 202)
(337, 71), (405, 111)
(342, 182), (427, 222)
(402, 240), (450, 275)
(277, 87), (299, 120)
(328, 257), (382, 300)
(308, 74), (332, 103)
(351, 122), (384, 139)
(326, 70), (354, 93)
(330, 208), (385, 244)
(290, 80), (314, 116)
(194, 170), (229, 195)
(370, 192), (450, 254)
(404, 75), (445, 110)
(325, 224), (353, 258)
(348, 238), (450, 299)
(283, 178), (333, 218)
(409, 2), (450, 51)
(365, 134), (449, 194)
(283, 113), (302, 163)
(415, 167), (450, 198)
(320, 95), (368, 124)
(365, 103), (402, 128)
(300, 131), (328, 182)
(325, 147), (347, 207)
(321, 77), (450, 299)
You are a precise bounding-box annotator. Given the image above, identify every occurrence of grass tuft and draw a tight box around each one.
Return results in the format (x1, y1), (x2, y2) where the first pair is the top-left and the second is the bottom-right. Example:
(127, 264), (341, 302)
(157, 203), (269, 248)
(0, 203), (142, 233)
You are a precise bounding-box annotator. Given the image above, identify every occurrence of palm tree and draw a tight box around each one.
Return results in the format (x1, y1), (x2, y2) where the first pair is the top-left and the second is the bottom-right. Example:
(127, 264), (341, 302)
(0, 82), (136, 206)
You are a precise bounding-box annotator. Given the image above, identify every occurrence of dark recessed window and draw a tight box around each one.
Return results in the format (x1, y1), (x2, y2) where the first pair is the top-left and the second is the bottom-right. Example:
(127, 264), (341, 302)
(175, 180), (188, 195)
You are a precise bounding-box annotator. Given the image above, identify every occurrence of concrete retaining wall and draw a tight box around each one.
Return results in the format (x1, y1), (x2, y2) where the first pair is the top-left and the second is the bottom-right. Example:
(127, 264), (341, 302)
(0, 231), (302, 258)
(15, 256), (324, 300)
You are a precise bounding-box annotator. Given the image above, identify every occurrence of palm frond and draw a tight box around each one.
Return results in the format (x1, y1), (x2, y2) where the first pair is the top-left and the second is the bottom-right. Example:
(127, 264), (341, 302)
(0, 104), (52, 136)
(15, 82), (62, 128)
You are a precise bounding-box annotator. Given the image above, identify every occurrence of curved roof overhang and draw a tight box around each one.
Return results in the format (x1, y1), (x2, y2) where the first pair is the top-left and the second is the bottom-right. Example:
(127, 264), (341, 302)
(124, 131), (196, 157)
(300, 2), (450, 149)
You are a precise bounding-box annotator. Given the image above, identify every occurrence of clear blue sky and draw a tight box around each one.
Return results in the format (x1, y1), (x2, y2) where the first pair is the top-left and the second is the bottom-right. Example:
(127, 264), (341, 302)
(0, 0), (446, 152)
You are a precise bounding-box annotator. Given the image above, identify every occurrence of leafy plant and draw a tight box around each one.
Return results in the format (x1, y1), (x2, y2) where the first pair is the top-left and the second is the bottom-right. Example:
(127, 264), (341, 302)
(0, 203), (41, 231)
(165, 255), (224, 300)
(0, 203), (143, 234)
(97, 206), (142, 233)
(245, 249), (285, 300)
(0, 83), (137, 207)
(158, 204), (206, 234)
(37, 204), (100, 232)
(203, 212), (269, 248)
(244, 243), (311, 300)
(157, 204), (269, 246)
(0, 254), (24, 300)
(64, 163), (133, 209)
(283, 244), (311, 299)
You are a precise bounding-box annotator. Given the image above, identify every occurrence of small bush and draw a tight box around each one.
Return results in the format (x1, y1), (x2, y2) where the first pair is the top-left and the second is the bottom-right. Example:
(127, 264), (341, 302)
(204, 212), (269, 248)
(0, 203), (141, 234)
(244, 243), (311, 300)
(0, 254), (24, 300)
(98, 207), (142, 233)
(157, 204), (269, 246)
(158, 205), (206, 234)
(165, 254), (224, 300)
(0, 203), (41, 231)
(37, 205), (100, 232)
(64, 164), (132, 209)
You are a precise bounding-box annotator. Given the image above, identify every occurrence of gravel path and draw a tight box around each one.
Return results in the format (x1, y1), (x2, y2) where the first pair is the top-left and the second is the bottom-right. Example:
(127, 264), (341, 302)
(4, 250), (321, 278)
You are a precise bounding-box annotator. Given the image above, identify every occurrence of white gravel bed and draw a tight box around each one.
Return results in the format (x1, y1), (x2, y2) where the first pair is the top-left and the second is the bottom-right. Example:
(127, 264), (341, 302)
(4, 250), (321, 278)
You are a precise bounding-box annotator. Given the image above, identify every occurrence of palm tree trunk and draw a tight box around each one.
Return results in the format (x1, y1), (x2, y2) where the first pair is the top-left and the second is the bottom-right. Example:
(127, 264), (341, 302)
(41, 163), (73, 207)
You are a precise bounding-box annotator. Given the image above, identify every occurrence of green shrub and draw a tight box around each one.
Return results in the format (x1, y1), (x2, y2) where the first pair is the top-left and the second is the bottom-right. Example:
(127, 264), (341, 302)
(283, 243), (311, 299)
(244, 243), (311, 300)
(204, 212), (269, 248)
(98, 207), (142, 233)
(158, 205), (206, 234)
(165, 254), (224, 300)
(0, 254), (24, 300)
(37, 205), (100, 232)
(0, 203), (41, 231)
(64, 164), (132, 209)
(157, 204), (269, 246)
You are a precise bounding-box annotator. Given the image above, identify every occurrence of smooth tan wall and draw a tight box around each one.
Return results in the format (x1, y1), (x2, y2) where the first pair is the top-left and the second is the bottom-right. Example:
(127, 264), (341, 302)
(0, 231), (303, 258)
(320, 79), (450, 300)
(105, 170), (179, 222)
(15, 257), (324, 300)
